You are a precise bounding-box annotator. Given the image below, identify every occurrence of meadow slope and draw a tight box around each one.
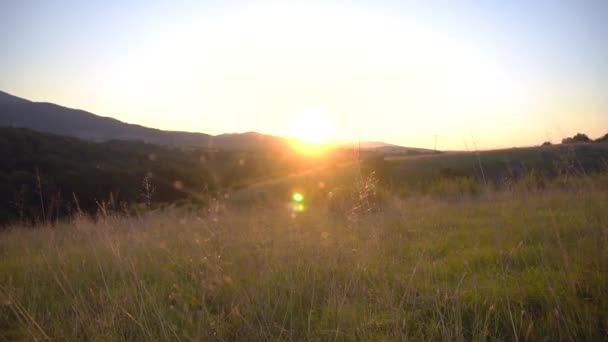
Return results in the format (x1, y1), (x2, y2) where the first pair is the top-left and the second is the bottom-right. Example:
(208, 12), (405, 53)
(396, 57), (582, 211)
(1, 170), (607, 340)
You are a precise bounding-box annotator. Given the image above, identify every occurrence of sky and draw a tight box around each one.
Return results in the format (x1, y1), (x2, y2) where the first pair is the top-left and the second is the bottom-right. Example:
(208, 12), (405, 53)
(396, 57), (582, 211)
(1, 0), (607, 149)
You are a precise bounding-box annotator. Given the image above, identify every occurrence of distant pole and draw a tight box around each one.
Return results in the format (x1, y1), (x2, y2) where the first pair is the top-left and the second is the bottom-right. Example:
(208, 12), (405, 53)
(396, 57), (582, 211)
(434, 134), (438, 152)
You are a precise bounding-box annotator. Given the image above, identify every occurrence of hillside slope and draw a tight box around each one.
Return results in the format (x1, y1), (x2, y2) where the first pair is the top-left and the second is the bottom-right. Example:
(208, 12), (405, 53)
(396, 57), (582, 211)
(0, 91), (287, 151)
(0, 127), (218, 223)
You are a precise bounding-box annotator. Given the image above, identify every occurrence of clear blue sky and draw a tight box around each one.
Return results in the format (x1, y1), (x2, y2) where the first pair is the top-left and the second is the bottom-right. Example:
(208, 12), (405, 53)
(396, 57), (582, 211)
(1, 0), (607, 149)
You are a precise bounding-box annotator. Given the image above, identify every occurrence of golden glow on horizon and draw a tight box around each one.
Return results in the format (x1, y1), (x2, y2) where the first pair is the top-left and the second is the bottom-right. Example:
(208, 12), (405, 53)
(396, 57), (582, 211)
(287, 107), (337, 154)
(88, 2), (532, 151)
(288, 108), (336, 145)
(6, 2), (605, 150)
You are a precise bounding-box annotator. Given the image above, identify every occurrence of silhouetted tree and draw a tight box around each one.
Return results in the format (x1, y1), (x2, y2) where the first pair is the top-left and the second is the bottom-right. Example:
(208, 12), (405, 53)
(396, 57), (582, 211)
(562, 133), (591, 144)
(596, 133), (608, 143)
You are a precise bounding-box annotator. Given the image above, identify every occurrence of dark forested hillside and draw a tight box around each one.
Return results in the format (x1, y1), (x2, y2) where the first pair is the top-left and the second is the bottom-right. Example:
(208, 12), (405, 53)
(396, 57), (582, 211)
(0, 128), (353, 225)
(0, 127), (222, 224)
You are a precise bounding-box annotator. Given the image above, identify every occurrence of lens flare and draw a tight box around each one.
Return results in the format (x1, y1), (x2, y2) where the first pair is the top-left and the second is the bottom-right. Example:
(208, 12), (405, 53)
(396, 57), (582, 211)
(292, 192), (304, 202)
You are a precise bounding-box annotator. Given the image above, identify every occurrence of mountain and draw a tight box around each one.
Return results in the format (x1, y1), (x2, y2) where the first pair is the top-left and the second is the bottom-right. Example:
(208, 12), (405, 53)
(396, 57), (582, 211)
(0, 91), (288, 151)
(0, 90), (432, 153)
(342, 141), (436, 155)
(0, 90), (30, 104)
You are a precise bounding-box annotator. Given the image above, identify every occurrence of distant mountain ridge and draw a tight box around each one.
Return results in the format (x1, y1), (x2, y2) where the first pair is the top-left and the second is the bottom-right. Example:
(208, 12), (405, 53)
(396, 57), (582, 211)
(0, 90), (433, 153)
(0, 91), (286, 151)
(0, 90), (30, 104)
(342, 141), (436, 155)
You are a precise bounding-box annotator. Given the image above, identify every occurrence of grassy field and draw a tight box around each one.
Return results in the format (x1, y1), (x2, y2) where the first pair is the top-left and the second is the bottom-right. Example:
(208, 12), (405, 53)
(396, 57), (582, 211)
(386, 143), (608, 188)
(1, 162), (607, 341)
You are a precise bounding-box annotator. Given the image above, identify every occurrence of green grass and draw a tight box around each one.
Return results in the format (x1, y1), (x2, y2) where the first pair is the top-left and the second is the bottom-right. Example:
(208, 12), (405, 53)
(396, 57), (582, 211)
(386, 142), (608, 187)
(1, 170), (608, 340)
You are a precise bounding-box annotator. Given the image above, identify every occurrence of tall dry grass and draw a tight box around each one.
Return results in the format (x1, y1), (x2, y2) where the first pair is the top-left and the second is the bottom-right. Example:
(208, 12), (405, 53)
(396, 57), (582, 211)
(1, 173), (607, 340)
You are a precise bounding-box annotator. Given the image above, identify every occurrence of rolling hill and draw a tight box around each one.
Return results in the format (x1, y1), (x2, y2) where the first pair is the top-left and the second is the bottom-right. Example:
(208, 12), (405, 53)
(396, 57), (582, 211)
(342, 141), (436, 155)
(0, 90), (432, 154)
(0, 90), (287, 151)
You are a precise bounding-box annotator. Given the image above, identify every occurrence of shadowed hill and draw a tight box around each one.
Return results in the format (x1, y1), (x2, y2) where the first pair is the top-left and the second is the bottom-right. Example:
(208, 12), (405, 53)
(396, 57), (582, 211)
(0, 91), (288, 151)
(0, 90), (30, 104)
(0, 127), (352, 224)
(0, 127), (219, 224)
(0, 90), (436, 154)
(342, 141), (436, 156)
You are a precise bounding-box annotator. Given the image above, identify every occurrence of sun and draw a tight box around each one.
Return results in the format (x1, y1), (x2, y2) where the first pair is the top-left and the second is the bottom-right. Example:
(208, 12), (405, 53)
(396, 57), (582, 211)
(287, 107), (336, 147)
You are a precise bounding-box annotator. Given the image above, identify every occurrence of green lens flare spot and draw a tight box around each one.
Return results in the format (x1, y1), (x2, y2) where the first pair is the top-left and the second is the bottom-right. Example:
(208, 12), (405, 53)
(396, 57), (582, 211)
(293, 193), (304, 202)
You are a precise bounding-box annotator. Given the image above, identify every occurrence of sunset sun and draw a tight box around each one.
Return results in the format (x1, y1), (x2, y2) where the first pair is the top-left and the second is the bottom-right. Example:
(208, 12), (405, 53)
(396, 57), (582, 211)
(288, 107), (336, 149)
